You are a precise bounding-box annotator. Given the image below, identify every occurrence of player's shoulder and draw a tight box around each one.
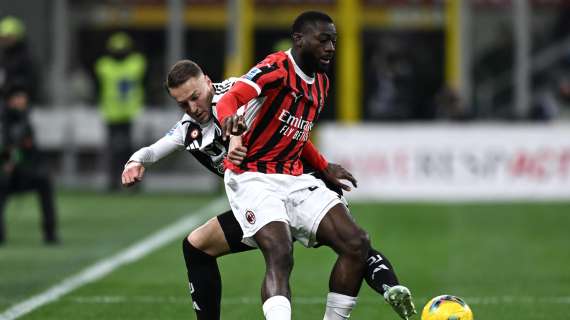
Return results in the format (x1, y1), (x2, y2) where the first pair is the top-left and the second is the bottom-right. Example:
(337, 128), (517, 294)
(260, 51), (288, 65)
(254, 51), (289, 72)
(166, 114), (191, 136)
(212, 77), (238, 95)
(243, 51), (288, 82)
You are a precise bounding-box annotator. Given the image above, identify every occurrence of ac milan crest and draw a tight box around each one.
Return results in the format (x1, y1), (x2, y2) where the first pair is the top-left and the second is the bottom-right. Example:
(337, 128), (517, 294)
(245, 210), (256, 224)
(190, 128), (200, 139)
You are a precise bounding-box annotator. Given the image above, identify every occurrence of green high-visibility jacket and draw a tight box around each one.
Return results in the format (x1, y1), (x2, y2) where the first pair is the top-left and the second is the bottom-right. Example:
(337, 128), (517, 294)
(95, 53), (146, 123)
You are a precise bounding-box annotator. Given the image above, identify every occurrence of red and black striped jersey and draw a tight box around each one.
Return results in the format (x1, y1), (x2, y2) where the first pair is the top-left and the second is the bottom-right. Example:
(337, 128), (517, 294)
(216, 50), (330, 175)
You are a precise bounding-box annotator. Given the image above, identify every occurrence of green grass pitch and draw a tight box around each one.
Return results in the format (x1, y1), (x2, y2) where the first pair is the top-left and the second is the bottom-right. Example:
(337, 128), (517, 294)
(1, 192), (569, 319)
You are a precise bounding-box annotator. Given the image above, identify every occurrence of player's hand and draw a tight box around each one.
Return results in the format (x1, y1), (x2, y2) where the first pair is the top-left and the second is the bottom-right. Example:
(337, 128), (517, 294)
(321, 163), (358, 192)
(121, 161), (145, 187)
(222, 114), (247, 140)
(227, 136), (247, 166)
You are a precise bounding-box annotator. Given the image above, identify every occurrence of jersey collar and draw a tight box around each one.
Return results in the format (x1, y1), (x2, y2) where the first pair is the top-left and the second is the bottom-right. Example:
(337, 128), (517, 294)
(286, 49), (315, 84)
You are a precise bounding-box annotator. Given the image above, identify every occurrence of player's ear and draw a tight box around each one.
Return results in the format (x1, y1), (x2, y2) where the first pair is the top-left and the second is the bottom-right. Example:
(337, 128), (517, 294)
(292, 32), (303, 47)
(163, 81), (172, 97)
(204, 74), (212, 86)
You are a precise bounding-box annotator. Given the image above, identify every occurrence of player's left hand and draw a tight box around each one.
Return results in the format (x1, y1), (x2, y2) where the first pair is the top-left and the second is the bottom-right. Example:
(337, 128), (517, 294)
(222, 114), (247, 140)
(321, 163), (358, 192)
(227, 136), (247, 165)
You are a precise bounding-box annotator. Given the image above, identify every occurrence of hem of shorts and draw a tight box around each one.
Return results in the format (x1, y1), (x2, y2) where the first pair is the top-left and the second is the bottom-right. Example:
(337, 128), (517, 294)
(307, 197), (343, 248)
(241, 218), (290, 248)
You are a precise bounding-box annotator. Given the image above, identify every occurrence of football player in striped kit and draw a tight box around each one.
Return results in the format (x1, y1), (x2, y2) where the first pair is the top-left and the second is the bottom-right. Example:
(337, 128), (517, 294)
(217, 11), (415, 320)
(122, 58), (412, 320)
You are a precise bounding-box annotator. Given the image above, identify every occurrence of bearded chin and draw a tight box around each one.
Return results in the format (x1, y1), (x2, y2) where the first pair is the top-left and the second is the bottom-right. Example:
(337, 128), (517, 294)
(316, 61), (330, 73)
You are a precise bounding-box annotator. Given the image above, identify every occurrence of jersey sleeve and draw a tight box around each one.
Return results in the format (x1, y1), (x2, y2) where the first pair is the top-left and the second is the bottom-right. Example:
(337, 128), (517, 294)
(300, 140), (328, 172)
(217, 56), (286, 125)
(215, 81), (259, 125)
(128, 120), (186, 165)
(236, 58), (285, 95)
(128, 135), (182, 165)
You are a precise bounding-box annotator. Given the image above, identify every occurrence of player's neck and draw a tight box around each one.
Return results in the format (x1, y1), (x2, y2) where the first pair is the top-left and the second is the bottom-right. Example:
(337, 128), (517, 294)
(291, 49), (316, 77)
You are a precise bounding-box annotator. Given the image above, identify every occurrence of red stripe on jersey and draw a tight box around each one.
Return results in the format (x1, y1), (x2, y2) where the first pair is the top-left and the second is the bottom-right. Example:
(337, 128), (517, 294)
(223, 51), (329, 175)
(278, 70), (326, 159)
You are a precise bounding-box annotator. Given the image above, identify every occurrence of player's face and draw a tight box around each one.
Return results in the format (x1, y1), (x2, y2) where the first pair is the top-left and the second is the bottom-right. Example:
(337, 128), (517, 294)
(170, 74), (214, 124)
(301, 21), (337, 73)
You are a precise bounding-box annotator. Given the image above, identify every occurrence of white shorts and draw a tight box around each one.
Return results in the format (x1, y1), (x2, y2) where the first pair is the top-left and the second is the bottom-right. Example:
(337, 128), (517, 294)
(224, 170), (343, 248)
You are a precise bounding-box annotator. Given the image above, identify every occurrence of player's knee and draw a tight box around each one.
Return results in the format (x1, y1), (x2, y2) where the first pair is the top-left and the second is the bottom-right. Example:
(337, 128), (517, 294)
(181, 237), (216, 271)
(187, 230), (206, 251)
(344, 229), (370, 260)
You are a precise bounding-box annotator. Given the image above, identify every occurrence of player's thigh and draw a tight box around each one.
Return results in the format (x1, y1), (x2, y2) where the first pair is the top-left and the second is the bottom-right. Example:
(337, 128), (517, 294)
(316, 203), (369, 254)
(287, 177), (344, 247)
(224, 171), (290, 247)
(254, 221), (293, 263)
(188, 216), (231, 257)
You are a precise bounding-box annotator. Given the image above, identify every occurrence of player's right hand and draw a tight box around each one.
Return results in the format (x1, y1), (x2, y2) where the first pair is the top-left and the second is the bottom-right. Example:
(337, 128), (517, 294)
(321, 163), (358, 192)
(222, 114), (247, 140)
(121, 161), (145, 187)
(227, 136), (247, 165)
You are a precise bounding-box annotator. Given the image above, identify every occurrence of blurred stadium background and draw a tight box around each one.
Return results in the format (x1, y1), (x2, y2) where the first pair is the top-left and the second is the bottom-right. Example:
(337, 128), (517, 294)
(1, 0), (569, 319)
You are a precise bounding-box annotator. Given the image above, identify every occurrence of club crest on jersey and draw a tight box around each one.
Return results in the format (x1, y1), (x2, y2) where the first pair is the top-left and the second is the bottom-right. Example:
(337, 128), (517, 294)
(244, 67), (262, 81)
(190, 128), (200, 139)
(245, 210), (256, 224)
(184, 122), (203, 150)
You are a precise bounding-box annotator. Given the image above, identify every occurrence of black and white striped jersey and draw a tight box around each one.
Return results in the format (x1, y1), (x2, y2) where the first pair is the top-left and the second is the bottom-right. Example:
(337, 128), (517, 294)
(180, 78), (238, 176)
(128, 78), (238, 177)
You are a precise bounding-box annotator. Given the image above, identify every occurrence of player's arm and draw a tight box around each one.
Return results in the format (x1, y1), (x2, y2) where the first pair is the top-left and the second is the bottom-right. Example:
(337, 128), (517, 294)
(216, 81), (258, 139)
(122, 135), (182, 187)
(227, 135), (247, 166)
(301, 140), (358, 191)
(217, 61), (284, 138)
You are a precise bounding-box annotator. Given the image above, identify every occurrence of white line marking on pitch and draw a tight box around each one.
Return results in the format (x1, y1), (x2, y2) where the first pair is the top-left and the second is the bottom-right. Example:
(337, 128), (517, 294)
(62, 295), (570, 305)
(0, 197), (228, 320)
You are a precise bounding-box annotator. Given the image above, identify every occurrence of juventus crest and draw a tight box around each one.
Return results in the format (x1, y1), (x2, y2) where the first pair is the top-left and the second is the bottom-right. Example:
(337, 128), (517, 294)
(184, 122), (203, 150)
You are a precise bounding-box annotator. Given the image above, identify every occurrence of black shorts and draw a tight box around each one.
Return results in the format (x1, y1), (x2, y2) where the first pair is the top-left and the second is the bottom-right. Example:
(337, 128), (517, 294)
(216, 210), (255, 253)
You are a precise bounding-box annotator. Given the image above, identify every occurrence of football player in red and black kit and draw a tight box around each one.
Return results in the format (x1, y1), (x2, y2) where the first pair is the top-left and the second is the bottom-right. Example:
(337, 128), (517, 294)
(124, 17), (414, 316)
(216, 11), (415, 320)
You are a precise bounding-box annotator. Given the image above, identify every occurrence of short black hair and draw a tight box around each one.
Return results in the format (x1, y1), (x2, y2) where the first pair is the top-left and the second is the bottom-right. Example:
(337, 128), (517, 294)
(165, 59), (203, 90)
(292, 11), (334, 34)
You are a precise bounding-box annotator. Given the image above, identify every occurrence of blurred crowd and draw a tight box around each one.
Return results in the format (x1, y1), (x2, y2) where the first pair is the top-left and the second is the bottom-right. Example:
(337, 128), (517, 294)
(3, 5), (570, 122)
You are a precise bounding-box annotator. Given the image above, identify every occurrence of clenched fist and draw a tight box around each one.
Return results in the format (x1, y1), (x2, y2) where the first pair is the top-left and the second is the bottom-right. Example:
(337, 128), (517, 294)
(122, 161), (146, 187)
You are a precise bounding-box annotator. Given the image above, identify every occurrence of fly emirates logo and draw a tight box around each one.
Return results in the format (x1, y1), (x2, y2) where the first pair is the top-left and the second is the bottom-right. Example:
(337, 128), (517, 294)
(277, 109), (314, 141)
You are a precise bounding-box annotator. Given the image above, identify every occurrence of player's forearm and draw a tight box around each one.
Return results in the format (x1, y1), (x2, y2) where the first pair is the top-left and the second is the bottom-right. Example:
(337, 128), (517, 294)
(301, 140), (328, 171)
(216, 81), (258, 124)
(128, 137), (181, 166)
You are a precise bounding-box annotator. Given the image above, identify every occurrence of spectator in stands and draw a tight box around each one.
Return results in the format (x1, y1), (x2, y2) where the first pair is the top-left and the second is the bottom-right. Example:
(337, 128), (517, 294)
(0, 85), (58, 245)
(95, 32), (147, 191)
(0, 16), (38, 102)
